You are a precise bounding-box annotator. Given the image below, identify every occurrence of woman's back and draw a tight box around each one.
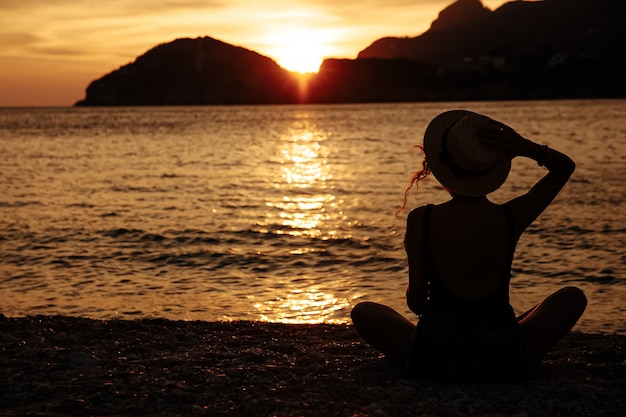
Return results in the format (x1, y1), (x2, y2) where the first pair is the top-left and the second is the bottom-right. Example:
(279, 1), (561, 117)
(428, 198), (513, 302)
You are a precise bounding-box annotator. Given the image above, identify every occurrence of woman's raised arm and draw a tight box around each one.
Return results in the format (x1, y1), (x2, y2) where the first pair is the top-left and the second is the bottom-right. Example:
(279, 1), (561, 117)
(478, 123), (575, 236)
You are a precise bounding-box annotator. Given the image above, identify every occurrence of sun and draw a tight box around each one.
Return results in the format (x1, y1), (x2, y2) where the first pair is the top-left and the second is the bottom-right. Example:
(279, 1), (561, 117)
(263, 29), (331, 74)
(279, 53), (323, 74)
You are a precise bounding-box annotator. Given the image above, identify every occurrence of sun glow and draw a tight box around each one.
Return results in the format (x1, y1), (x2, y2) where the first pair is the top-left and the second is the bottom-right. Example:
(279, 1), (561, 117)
(263, 28), (332, 73)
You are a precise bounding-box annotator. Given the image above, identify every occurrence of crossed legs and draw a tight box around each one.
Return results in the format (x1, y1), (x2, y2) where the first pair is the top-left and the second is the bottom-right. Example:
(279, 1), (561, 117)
(351, 286), (587, 370)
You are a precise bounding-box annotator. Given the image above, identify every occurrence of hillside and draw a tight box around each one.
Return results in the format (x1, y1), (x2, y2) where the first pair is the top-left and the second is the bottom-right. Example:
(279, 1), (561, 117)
(76, 37), (300, 106)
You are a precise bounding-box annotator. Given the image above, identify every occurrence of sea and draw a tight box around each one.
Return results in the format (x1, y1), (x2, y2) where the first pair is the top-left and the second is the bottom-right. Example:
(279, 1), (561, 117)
(1, 100), (624, 335)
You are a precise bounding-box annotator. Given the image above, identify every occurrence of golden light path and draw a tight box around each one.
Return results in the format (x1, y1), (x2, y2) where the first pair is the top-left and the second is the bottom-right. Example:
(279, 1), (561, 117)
(265, 128), (335, 238)
(254, 286), (351, 324)
(253, 121), (358, 323)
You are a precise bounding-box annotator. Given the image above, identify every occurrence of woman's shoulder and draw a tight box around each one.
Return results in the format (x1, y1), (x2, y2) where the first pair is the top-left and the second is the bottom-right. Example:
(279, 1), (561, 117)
(406, 204), (437, 234)
(407, 204), (432, 221)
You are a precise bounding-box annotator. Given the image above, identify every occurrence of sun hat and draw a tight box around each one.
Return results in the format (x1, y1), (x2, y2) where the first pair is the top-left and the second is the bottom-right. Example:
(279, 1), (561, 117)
(423, 110), (512, 196)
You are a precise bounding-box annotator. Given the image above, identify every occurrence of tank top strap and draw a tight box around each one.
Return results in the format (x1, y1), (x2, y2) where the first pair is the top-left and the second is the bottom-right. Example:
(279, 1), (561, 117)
(422, 204), (435, 276)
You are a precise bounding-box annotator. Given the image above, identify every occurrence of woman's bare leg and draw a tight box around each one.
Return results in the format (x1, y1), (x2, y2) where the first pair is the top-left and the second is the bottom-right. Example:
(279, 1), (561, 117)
(516, 304), (539, 322)
(518, 286), (587, 366)
(351, 301), (416, 368)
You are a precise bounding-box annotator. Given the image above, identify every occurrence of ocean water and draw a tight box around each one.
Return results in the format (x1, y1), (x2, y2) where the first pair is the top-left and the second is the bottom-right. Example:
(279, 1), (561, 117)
(1, 100), (624, 334)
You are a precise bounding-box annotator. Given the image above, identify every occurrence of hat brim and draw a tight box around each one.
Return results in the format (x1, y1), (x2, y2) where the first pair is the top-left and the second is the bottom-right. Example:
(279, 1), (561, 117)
(423, 110), (511, 197)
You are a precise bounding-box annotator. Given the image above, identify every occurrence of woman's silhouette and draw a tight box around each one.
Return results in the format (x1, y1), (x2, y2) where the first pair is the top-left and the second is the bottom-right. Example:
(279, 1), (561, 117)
(351, 110), (587, 381)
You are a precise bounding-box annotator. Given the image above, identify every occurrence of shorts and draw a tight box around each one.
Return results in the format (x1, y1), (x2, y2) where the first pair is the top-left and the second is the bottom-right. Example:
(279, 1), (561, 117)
(407, 308), (533, 382)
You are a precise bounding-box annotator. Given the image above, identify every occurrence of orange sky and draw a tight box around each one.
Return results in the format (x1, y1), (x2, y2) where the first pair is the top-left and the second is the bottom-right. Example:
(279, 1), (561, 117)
(0, 0), (508, 107)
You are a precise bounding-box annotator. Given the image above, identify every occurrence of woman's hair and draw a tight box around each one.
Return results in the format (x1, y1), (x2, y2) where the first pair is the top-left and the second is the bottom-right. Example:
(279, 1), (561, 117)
(396, 145), (431, 216)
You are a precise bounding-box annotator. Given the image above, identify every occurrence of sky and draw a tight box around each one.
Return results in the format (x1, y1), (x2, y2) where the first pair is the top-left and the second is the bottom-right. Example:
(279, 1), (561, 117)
(0, 0), (509, 107)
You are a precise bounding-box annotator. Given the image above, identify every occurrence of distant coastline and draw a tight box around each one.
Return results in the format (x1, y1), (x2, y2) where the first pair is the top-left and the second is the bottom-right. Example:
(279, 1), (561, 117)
(76, 0), (625, 106)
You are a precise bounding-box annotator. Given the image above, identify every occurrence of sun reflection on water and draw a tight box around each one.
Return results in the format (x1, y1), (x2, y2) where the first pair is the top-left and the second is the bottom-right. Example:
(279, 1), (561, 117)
(280, 134), (327, 187)
(252, 121), (357, 323)
(262, 124), (343, 238)
(265, 195), (335, 237)
(253, 286), (353, 324)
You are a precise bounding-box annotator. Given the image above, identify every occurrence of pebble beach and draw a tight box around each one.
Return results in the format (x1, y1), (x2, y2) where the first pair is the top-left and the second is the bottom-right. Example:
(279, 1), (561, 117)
(1, 315), (624, 417)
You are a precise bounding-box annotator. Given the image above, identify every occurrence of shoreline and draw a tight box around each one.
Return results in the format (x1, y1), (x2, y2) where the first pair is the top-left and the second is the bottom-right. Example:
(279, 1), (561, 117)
(1, 315), (624, 417)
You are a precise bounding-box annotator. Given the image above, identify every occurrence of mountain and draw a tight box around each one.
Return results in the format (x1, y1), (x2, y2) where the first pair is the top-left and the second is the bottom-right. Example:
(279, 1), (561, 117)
(76, 37), (300, 106)
(358, 0), (624, 63)
(76, 0), (626, 106)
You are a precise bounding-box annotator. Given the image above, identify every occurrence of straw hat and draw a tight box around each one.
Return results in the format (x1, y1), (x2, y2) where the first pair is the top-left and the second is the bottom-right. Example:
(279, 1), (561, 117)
(423, 110), (511, 196)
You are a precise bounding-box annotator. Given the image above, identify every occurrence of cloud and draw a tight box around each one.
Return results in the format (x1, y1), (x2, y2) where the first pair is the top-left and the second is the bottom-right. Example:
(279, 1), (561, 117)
(0, 0), (451, 74)
(0, 32), (41, 48)
(28, 46), (86, 56)
(0, 0), (450, 59)
(0, 0), (223, 14)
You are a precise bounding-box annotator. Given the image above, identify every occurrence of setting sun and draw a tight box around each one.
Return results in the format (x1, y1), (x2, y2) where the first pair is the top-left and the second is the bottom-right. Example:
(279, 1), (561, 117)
(262, 28), (332, 73)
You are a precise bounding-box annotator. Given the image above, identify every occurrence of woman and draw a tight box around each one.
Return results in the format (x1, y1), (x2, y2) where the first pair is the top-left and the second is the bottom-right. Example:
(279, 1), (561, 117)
(351, 110), (587, 382)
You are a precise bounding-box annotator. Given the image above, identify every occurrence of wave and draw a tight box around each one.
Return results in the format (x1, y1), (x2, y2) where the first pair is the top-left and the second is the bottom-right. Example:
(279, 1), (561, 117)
(86, 225), (402, 277)
(0, 200), (44, 208)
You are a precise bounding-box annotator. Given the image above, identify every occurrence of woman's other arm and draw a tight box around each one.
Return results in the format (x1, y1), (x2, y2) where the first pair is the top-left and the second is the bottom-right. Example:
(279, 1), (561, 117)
(404, 207), (428, 315)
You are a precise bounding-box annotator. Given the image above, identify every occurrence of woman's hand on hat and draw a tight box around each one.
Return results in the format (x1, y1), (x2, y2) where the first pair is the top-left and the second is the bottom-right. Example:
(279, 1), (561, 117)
(476, 122), (528, 158)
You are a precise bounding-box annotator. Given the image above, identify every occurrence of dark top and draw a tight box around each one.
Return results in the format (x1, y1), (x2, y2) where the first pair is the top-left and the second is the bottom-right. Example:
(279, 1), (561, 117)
(423, 203), (516, 314)
(409, 204), (531, 382)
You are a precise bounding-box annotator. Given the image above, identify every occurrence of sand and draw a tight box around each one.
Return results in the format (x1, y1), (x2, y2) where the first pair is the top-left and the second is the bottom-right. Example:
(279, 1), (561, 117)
(1, 314), (624, 417)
